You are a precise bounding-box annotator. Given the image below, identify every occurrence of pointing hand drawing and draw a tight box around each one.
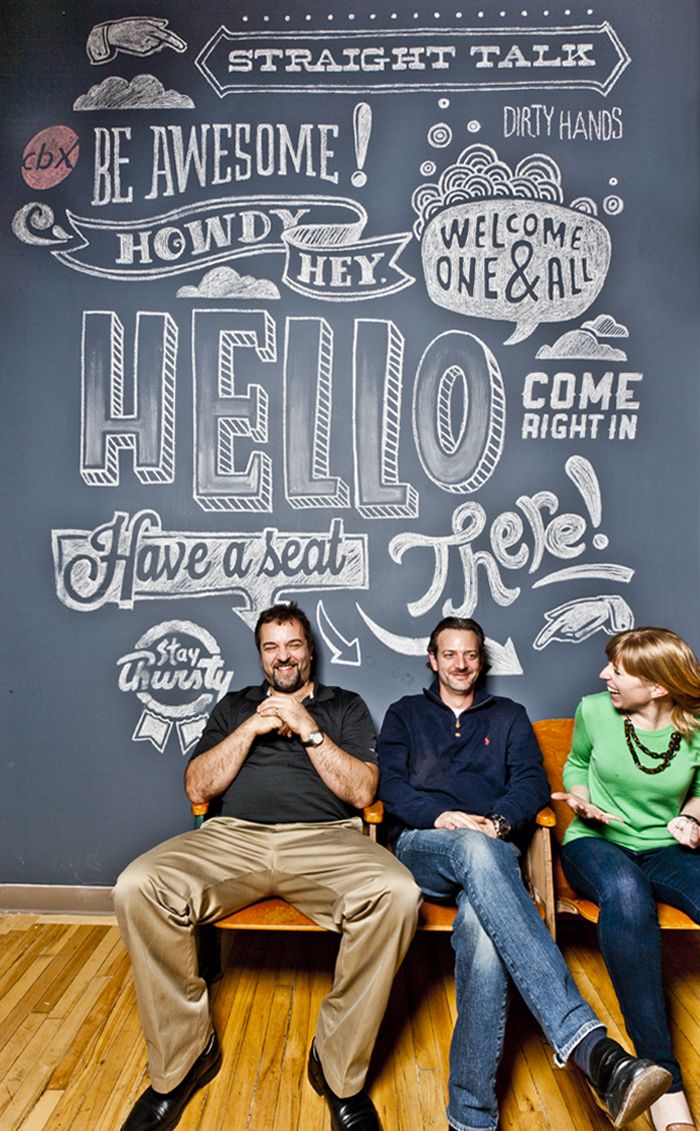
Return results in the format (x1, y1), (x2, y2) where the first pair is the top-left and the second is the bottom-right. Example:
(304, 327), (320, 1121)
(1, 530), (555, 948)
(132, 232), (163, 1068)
(533, 594), (634, 650)
(87, 18), (187, 64)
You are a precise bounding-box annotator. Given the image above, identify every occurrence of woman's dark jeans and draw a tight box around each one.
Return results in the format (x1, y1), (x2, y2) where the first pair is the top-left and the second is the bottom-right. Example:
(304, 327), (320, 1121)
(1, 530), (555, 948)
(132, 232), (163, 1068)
(561, 834), (700, 1091)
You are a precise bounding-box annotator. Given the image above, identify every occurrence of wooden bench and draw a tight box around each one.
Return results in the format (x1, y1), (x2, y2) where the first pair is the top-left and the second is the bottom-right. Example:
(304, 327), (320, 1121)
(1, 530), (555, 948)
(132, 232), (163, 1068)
(539, 717), (699, 933)
(191, 726), (559, 938)
(193, 718), (698, 943)
(191, 800), (384, 932)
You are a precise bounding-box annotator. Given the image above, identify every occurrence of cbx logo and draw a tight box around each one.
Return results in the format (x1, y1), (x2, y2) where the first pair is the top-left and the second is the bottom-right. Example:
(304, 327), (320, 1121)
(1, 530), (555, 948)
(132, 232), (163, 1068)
(22, 126), (80, 190)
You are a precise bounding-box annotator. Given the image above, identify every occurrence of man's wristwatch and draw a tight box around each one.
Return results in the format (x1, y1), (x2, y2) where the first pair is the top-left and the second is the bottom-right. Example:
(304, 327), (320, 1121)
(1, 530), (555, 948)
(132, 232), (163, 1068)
(301, 729), (324, 748)
(486, 812), (512, 840)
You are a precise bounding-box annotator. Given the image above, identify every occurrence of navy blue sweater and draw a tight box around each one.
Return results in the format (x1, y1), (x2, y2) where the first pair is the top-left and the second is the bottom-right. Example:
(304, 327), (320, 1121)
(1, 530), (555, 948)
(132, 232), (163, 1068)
(378, 683), (549, 838)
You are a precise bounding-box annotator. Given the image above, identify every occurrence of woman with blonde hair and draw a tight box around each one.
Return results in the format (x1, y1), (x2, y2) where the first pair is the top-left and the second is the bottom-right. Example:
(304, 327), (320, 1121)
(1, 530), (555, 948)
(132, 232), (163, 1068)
(554, 627), (700, 1131)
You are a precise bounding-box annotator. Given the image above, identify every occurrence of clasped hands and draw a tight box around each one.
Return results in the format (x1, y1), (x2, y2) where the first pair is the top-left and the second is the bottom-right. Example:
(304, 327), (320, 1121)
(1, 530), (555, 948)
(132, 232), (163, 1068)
(435, 811), (498, 837)
(254, 694), (314, 742)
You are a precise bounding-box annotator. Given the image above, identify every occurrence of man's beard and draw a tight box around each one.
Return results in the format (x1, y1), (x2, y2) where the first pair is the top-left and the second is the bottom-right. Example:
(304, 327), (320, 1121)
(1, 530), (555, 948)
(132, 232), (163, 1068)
(444, 672), (478, 693)
(271, 664), (305, 693)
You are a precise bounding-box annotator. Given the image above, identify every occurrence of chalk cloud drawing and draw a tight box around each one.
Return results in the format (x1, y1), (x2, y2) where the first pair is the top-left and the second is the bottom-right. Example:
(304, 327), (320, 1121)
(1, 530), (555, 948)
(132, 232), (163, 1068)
(537, 312), (629, 360)
(177, 266), (280, 300)
(116, 620), (232, 754)
(534, 594), (634, 650)
(413, 143), (612, 344)
(87, 17), (187, 64)
(74, 75), (194, 111)
(584, 314), (628, 338)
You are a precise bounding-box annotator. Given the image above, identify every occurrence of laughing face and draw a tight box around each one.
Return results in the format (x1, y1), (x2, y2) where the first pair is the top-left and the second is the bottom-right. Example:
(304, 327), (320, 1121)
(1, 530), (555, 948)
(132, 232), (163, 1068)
(259, 618), (313, 695)
(599, 655), (660, 714)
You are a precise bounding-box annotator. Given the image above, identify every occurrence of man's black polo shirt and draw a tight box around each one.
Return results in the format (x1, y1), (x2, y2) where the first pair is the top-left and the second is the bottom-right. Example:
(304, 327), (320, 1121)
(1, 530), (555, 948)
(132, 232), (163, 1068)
(188, 682), (377, 823)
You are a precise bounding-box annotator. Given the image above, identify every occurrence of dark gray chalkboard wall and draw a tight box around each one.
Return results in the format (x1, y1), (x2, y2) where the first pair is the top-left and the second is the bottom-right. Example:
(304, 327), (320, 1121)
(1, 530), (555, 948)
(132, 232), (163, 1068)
(2, 0), (698, 886)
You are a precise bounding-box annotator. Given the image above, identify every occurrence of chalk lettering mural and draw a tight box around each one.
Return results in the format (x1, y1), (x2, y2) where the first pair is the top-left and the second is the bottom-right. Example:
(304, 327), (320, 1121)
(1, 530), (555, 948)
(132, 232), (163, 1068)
(4, 1), (698, 885)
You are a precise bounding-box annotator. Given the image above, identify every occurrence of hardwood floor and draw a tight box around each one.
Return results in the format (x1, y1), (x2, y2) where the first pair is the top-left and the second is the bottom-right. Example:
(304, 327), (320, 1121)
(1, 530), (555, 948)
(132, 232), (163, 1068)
(0, 913), (697, 1130)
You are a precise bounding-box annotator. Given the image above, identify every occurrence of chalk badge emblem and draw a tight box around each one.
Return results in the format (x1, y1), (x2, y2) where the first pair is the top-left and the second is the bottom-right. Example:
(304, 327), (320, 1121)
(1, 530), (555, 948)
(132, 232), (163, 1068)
(116, 620), (233, 754)
(22, 126), (79, 190)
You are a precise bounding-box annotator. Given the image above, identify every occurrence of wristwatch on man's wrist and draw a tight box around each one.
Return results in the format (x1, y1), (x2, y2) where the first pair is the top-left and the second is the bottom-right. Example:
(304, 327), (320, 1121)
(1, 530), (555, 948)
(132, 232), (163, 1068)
(301, 729), (324, 748)
(486, 812), (512, 840)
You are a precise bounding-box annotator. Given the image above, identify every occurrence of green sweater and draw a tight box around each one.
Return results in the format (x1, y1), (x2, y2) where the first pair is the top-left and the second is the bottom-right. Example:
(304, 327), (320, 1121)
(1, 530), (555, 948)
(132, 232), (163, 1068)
(562, 692), (700, 851)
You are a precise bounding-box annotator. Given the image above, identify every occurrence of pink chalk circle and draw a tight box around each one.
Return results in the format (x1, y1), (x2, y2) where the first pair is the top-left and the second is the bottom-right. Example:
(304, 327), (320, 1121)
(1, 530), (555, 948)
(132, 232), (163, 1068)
(22, 126), (79, 189)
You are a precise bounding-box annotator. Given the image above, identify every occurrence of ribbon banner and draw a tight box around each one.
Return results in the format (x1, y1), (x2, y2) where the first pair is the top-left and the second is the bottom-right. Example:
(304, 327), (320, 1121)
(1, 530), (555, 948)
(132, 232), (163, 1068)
(52, 510), (369, 614)
(18, 194), (414, 298)
(196, 24), (630, 97)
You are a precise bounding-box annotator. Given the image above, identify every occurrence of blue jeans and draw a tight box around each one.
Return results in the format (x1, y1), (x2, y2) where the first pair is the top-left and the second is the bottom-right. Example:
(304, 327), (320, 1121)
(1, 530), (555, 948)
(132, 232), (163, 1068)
(561, 835), (700, 1092)
(395, 828), (602, 1131)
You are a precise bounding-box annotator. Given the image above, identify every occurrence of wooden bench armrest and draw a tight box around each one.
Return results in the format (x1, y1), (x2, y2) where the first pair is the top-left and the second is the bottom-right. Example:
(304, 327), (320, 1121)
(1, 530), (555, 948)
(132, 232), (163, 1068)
(535, 806), (556, 828)
(523, 821), (556, 939)
(191, 801), (209, 828)
(191, 798), (384, 830)
(363, 800), (384, 824)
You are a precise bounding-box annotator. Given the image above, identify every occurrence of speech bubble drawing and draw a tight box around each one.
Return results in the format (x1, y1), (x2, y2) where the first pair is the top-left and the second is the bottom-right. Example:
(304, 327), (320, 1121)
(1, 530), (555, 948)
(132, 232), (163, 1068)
(421, 199), (611, 344)
(413, 144), (612, 344)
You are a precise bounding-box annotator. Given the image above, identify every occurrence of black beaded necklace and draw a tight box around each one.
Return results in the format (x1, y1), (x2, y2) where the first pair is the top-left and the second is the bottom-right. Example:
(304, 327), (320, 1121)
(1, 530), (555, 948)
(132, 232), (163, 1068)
(623, 715), (682, 774)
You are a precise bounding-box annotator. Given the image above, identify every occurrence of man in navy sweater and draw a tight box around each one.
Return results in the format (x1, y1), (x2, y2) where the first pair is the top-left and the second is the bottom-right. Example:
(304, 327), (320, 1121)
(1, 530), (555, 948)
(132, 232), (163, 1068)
(378, 615), (670, 1131)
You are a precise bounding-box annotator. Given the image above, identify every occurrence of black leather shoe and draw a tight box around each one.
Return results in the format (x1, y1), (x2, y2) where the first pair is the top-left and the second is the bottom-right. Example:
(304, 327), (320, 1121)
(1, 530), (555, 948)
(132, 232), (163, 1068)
(120, 1032), (221, 1130)
(586, 1037), (672, 1127)
(307, 1042), (381, 1130)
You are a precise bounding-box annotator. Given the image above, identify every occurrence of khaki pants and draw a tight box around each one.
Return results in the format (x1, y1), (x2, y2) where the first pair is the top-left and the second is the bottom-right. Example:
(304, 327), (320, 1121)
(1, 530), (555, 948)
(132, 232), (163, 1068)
(113, 817), (421, 1095)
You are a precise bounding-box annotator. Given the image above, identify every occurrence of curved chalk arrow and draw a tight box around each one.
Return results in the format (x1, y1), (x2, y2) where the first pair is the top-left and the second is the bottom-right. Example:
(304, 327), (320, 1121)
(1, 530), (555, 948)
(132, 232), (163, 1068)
(355, 604), (522, 675)
(230, 601), (259, 631)
(316, 601), (361, 666)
